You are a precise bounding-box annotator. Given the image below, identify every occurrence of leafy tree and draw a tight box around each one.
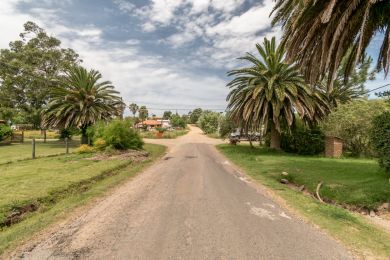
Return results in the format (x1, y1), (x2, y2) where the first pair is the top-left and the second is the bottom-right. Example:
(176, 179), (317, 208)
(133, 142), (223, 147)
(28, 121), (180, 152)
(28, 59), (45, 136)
(170, 114), (186, 128)
(370, 111), (390, 171)
(377, 90), (390, 104)
(163, 110), (172, 119)
(189, 108), (202, 124)
(272, 0), (390, 91)
(128, 103), (139, 118)
(197, 111), (220, 134)
(93, 119), (143, 150)
(0, 21), (80, 128)
(138, 106), (148, 121)
(226, 37), (327, 150)
(218, 114), (236, 139)
(321, 100), (389, 157)
(181, 114), (189, 124)
(42, 66), (122, 144)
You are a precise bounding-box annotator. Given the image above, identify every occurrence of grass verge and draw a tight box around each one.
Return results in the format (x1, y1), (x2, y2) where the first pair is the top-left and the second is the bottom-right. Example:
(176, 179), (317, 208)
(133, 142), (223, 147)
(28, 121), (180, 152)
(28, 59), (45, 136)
(0, 143), (166, 255)
(217, 144), (390, 258)
(0, 140), (79, 164)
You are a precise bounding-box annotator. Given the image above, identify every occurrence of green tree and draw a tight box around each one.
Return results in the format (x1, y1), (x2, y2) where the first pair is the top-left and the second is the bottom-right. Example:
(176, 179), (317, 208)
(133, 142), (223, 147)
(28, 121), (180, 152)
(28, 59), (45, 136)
(0, 21), (80, 128)
(321, 100), (389, 157)
(42, 66), (122, 144)
(138, 106), (148, 121)
(197, 111), (220, 134)
(218, 114), (236, 139)
(272, 0), (390, 91)
(163, 111), (172, 119)
(370, 111), (390, 171)
(226, 37), (326, 150)
(189, 108), (202, 124)
(171, 114), (186, 128)
(128, 103), (139, 118)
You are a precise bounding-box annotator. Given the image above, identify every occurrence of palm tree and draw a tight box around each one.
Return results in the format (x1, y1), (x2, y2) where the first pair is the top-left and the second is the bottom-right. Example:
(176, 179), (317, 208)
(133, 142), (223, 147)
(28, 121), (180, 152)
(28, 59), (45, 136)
(272, 0), (390, 92)
(129, 103), (139, 118)
(138, 106), (148, 121)
(226, 37), (323, 150)
(43, 66), (122, 144)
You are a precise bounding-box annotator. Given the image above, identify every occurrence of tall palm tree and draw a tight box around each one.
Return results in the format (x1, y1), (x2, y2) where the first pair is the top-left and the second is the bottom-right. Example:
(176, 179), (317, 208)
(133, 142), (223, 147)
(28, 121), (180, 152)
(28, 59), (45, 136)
(272, 0), (390, 92)
(129, 103), (139, 118)
(43, 66), (122, 144)
(226, 37), (326, 150)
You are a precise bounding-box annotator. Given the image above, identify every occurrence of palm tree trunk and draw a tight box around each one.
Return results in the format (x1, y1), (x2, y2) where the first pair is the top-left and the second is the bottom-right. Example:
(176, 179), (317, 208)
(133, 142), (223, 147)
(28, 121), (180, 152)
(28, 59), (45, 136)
(80, 126), (88, 145)
(270, 123), (281, 150)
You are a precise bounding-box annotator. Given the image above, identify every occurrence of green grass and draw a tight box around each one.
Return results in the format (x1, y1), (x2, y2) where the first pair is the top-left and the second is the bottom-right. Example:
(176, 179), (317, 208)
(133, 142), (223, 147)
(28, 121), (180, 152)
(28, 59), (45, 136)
(139, 129), (189, 139)
(0, 140), (80, 164)
(217, 144), (390, 258)
(206, 132), (221, 139)
(0, 143), (166, 255)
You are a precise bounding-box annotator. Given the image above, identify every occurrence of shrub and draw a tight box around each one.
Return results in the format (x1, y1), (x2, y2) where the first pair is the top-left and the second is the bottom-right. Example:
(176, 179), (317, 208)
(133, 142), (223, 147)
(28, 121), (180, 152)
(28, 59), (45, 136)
(155, 127), (166, 133)
(281, 126), (325, 155)
(93, 138), (107, 151)
(218, 115), (236, 138)
(370, 112), (390, 171)
(59, 128), (79, 140)
(75, 144), (94, 154)
(197, 111), (220, 134)
(170, 114), (186, 128)
(0, 124), (12, 142)
(93, 120), (143, 150)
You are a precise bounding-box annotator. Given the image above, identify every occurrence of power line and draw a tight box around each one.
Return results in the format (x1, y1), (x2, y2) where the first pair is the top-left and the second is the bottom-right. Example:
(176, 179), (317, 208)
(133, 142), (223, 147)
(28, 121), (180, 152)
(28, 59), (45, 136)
(366, 83), (390, 93)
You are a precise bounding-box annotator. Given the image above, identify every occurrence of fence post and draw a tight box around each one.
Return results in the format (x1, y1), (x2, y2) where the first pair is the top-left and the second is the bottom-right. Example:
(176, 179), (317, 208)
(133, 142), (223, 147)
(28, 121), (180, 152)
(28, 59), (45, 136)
(32, 138), (36, 159)
(21, 131), (24, 143)
(65, 137), (69, 154)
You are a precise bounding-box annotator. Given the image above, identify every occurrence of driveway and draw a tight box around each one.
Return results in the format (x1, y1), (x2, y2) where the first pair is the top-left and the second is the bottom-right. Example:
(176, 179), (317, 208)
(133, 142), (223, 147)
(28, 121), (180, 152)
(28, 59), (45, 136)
(11, 126), (351, 259)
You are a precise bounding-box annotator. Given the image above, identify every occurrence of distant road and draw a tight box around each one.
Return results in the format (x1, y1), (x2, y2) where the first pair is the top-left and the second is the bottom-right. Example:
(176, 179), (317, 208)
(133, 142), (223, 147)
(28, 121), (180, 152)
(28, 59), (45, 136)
(12, 126), (351, 259)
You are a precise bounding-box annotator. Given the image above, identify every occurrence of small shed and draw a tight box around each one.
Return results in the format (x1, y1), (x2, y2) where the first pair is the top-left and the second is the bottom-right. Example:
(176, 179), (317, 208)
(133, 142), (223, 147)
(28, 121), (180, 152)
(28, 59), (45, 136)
(325, 136), (343, 158)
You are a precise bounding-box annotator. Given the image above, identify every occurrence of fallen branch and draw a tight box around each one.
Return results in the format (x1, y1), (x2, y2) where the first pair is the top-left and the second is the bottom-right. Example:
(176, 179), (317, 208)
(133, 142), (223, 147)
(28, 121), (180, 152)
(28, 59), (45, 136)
(316, 181), (324, 203)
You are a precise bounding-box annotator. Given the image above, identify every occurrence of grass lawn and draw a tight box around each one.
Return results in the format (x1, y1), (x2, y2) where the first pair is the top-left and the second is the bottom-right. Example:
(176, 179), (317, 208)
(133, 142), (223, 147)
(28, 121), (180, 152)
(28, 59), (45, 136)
(218, 144), (390, 258)
(0, 140), (80, 164)
(139, 129), (189, 139)
(0, 143), (166, 255)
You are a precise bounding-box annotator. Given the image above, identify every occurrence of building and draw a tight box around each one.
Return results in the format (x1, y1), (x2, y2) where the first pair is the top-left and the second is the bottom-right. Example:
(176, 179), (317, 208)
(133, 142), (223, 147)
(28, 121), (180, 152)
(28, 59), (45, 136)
(136, 120), (162, 130)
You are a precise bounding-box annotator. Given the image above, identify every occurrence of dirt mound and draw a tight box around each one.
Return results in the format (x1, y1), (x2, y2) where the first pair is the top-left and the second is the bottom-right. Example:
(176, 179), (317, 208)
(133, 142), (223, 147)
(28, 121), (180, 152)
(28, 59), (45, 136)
(87, 150), (149, 162)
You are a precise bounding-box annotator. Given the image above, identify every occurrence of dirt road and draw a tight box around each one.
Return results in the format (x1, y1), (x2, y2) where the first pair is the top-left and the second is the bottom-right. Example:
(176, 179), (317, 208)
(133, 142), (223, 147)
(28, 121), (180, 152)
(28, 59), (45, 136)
(11, 126), (351, 259)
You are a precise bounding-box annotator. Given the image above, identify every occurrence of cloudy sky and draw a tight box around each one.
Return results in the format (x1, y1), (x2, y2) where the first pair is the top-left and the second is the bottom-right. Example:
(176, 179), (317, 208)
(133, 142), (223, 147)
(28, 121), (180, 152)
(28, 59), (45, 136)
(0, 0), (388, 116)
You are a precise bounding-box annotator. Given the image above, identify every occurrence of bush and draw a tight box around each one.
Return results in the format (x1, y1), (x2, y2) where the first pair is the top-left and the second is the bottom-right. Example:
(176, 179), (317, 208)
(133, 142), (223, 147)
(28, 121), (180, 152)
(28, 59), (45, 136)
(281, 126), (325, 155)
(59, 128), (79, 140)
(75, 144), (94, 154)
(93, 120), (143, 150)
(0, 124), (12, 142)
(218, 115), (235, 138)
(370, 112), (390, 171)
(155, 127), (166, 133)
(197, 111), (220, 134)
(93, 138), (107, 151)
(170, 114), (186, 128)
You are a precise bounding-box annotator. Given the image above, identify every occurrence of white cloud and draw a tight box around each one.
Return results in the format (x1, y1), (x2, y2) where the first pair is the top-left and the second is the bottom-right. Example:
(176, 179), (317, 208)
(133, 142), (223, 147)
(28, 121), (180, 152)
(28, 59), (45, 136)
(206, 0), (274, 36)
(0, 0), (228, 115)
